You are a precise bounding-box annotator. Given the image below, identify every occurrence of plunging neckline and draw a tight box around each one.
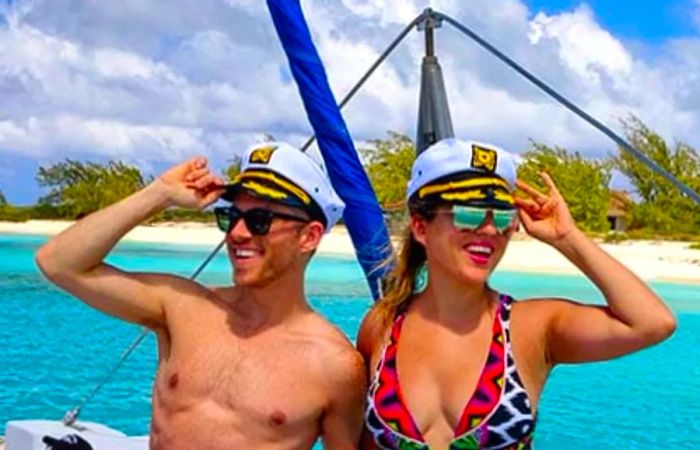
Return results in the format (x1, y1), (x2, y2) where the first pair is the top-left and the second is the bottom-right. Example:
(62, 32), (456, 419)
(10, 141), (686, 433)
(390, 297), (507, 444)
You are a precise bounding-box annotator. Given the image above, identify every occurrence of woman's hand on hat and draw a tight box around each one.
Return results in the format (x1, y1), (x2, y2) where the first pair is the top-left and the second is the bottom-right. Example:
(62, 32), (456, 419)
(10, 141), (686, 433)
(514, 172), (577, 246)
(156, 156), (225, 209)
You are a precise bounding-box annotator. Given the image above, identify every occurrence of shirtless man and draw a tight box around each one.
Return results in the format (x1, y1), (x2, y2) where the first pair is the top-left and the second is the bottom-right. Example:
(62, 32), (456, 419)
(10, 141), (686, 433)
(36, 142), (366, 450)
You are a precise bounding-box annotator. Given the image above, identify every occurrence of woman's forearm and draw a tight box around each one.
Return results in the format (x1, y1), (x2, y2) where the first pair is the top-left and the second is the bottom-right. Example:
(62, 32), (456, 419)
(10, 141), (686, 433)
(553, 228), (676, 336)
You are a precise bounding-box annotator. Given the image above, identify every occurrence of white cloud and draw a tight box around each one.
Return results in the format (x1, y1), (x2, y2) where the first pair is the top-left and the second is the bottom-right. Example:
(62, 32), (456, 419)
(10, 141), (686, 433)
(529, 6), (633, 84)
(0, 0), (698, 170)
(339, 0), (420, 25)
(0, 115), (205, 158)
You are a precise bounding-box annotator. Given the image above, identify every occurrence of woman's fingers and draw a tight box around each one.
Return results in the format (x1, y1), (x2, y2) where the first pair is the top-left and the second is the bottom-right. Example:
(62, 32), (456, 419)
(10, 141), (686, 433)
(517, 207), (536, 230)
(540, 197), (558, 216)
(516, 179), (549, 204)
(539, 172), (562, 199)
(515, 197), (544, 216)
(514, 196), (538, 209)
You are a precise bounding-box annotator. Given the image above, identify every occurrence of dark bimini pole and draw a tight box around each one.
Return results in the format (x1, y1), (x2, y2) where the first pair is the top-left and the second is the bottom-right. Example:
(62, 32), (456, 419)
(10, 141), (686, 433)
(416, 9), (454, 154)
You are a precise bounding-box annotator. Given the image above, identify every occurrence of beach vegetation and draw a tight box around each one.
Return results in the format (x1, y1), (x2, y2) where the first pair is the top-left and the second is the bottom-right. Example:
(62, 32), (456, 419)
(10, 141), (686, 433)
(36, 159), (147, 219)
(603, 231), (629, 244)
(27, 202), (63, 220)
(360, 132), (414, 233)
(0, 189), (33, 221)
(517, 142), (612, 233)
(2, 123), (697, 241)
(361, 131), (414, 208)
(0, 205), (32, 222)
(612, 116), (700, 236)
(622, 228), (700, 242)
(157, 207), (213, 223)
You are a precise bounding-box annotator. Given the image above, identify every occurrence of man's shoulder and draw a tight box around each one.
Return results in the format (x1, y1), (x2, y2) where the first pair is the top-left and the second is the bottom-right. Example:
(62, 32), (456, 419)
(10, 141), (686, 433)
(148, 273), (219, 299)
(299, 313), (356, 355)
(297, 314), (365, 382)
(160, 282), (233, 321)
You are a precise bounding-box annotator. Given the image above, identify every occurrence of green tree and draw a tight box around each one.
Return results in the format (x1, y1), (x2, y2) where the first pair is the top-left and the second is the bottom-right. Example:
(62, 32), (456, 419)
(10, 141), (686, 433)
(360, 132), (415, 208)
(36, 159), (147, 219)
(0, 189), (33, 222)
(223, 156), (242, 182)
(612, 116), (700, 235)
(518, 142), (612, 232)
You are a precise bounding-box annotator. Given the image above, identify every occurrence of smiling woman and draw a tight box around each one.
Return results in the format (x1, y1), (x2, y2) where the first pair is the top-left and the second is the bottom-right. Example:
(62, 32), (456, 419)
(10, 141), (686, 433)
(358, 138), (677, 450)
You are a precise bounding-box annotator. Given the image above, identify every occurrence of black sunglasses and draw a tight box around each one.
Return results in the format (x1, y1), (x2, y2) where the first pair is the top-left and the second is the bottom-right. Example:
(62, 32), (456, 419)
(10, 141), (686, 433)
(214, 205), (309, 235)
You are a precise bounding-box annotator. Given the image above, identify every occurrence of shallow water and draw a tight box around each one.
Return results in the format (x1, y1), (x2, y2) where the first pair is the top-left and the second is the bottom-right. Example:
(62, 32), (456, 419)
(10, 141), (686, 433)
(1, 233), (699, 449)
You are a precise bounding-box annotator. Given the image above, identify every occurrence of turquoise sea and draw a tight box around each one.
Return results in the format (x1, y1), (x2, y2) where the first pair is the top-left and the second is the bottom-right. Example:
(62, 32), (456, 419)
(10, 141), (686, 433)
(1, 233), (699, 449)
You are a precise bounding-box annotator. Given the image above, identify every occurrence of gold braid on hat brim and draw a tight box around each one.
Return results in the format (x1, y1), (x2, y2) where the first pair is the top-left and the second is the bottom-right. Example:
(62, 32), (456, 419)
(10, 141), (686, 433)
(235, 170), (311, 205)
(418, 177), (509, 198)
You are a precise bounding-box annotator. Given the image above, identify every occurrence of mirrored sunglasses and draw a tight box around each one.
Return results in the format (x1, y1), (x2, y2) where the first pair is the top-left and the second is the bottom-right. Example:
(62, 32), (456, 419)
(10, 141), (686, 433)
(451, 205), (516, 233)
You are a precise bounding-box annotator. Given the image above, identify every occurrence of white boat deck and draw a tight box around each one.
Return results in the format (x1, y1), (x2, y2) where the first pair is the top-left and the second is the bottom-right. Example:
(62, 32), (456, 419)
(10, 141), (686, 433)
(4, 421), (148, 450)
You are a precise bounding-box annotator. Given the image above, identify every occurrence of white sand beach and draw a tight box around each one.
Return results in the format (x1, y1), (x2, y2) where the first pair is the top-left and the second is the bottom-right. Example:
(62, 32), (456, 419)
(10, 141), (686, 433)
(1, 220), (698, 284)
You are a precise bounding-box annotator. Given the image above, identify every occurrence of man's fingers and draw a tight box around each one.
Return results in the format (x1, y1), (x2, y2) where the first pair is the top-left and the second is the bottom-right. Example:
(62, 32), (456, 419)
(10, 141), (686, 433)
(190, 156), (207, 169)
(185, 167), (210, 182)
(201, 187), (225, 207)
(180, 156), (207, 172)
(187, 174), (221, 190)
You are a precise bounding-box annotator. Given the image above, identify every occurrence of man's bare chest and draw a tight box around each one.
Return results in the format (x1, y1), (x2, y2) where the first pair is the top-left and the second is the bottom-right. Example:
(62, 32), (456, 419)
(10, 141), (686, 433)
(154, 320), (326, 429)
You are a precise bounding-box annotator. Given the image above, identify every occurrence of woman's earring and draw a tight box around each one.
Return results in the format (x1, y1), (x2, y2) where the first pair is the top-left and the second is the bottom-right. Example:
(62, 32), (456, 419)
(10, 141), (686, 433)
(413, 263), (428, 294)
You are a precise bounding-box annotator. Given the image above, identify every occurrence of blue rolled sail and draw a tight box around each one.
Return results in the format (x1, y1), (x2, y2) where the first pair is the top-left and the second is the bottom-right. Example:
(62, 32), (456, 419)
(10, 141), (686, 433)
(266, 0), (392, 300)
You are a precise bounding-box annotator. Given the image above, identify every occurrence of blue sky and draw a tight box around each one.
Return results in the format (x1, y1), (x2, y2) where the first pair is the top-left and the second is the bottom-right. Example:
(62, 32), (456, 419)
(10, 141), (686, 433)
(1, 0), (699, 205)
(526, 0), (698, 41)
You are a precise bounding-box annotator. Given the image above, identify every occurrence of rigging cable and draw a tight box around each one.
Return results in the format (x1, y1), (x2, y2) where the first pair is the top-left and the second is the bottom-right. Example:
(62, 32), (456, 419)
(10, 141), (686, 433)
(434, 9), (700, 204)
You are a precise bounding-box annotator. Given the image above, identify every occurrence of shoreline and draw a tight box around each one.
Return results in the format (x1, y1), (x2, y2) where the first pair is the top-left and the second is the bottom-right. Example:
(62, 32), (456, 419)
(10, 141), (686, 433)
(1, 220), (698, 285)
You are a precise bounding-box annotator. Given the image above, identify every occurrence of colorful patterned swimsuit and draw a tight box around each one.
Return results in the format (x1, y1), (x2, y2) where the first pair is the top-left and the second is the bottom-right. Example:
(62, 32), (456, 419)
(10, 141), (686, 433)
(365, 294), (536, 450)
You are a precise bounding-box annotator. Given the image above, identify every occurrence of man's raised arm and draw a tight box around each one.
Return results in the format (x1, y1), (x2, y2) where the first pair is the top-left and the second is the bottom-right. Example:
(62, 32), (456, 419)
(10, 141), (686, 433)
(36, 157), (225, 329)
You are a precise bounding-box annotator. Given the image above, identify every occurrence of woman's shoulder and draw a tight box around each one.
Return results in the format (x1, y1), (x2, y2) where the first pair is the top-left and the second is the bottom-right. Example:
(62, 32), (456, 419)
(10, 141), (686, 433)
(508, 294), (584, 326)
(357, 304), (391, 359)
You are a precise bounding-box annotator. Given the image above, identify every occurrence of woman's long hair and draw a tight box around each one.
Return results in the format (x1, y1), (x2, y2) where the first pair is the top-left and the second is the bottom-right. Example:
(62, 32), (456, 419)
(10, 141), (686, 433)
(374, 209), (432, 324)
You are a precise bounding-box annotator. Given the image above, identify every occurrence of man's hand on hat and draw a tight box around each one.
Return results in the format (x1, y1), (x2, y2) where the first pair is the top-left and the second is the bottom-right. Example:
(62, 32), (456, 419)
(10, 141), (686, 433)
(514, 172), (577, 246)
(156, 156), (225, 209)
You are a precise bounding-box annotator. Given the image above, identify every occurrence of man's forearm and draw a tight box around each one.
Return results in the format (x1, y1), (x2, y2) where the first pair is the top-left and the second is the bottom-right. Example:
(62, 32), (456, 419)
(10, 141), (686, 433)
(37, 181), (173, 276)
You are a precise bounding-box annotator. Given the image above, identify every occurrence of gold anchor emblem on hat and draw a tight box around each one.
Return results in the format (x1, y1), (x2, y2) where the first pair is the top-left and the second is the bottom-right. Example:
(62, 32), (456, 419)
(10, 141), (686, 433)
(471, 145), (497, 173)
(249, 145), (277, 164)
